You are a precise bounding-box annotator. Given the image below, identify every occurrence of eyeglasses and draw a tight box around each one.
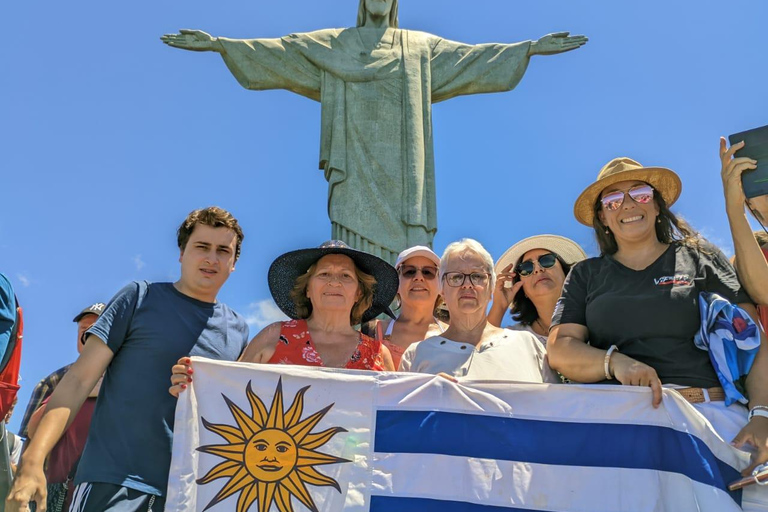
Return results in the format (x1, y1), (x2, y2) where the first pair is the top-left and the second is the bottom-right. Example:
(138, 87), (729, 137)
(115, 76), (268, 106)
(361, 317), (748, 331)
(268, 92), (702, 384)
(516, 253), (557, 277)
(600, 184), (654, 211)
(399, 265), (438, 280)
(442, 271), (490, 287)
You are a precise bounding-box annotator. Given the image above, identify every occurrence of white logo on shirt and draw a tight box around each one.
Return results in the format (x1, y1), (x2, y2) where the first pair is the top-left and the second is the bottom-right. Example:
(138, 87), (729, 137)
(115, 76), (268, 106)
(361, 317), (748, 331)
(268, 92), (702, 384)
(653, 274), (692, 286)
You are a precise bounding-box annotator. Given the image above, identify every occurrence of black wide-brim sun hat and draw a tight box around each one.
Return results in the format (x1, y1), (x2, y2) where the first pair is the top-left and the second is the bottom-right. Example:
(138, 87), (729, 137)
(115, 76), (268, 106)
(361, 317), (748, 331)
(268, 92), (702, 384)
(268, 240), (398, 323)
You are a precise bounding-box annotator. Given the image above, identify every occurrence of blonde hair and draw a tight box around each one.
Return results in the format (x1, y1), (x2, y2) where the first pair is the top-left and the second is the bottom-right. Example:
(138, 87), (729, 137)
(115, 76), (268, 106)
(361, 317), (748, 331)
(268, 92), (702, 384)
(290, 261), (377, 325)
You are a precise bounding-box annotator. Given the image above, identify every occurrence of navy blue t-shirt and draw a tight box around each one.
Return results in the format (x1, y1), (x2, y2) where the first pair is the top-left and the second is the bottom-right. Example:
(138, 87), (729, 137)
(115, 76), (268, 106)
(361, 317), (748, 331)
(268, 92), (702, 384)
(76, 281), (249, 495)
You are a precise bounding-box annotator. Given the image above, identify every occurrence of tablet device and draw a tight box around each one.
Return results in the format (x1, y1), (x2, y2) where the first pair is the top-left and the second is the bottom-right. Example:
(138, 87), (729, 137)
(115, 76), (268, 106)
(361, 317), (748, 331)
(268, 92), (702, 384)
(729, 124), (768, 199)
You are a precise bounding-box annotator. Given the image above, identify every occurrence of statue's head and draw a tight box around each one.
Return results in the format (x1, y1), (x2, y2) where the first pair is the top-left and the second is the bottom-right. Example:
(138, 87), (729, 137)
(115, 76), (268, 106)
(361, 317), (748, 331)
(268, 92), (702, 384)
(357, 0), (399, 28)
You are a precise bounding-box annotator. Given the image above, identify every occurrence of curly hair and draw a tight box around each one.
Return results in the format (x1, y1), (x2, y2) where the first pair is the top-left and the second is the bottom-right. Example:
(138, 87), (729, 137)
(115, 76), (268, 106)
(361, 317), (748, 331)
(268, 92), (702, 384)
(509, 253), (572, 326)
(591, 184), (700, 256)
(290, 261), (377, 325)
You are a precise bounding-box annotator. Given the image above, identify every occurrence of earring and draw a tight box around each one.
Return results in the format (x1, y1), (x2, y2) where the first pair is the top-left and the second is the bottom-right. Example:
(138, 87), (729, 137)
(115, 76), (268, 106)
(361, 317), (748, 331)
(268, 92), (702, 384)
(656, 217), (661, 224)
(605, 228), (610, 234)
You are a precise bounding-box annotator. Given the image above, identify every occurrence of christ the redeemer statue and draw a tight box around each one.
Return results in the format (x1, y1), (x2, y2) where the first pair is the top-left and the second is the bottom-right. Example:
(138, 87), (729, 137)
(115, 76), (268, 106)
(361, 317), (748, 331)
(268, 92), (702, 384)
(162, 0), (587, 262)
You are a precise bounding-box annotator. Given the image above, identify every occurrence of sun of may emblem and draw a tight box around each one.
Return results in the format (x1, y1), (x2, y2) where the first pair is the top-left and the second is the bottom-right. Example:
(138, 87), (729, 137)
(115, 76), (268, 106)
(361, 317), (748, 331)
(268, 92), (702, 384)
(197, 378), (350, 512)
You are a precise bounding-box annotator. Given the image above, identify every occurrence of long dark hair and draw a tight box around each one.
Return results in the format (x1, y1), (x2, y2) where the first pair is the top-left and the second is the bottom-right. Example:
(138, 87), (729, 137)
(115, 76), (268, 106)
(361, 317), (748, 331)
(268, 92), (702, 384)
(592, 184), (700, 256)
(510, 253), (572, 327)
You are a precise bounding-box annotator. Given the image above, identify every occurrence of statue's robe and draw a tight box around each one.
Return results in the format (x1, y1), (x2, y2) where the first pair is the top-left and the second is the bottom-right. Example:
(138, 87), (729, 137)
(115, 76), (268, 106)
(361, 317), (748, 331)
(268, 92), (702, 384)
(218, 28), (531, 262)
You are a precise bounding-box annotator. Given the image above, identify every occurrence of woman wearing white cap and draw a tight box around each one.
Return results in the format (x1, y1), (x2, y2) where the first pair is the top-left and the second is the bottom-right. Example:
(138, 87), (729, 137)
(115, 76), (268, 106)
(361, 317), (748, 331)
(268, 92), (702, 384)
(548, 157), (768, 502)
(363, 245), (447, 370)
(489, 235), (587, 347)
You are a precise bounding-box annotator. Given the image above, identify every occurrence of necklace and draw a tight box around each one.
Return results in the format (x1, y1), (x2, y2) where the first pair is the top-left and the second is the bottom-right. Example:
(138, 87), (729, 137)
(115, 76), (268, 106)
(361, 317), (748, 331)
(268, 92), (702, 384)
(534, 318), (549, 336)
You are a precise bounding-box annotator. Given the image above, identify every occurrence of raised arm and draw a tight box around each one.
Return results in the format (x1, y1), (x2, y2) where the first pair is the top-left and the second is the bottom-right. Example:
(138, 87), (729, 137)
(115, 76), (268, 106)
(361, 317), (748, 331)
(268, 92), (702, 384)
(161, 28), (322, 101)
(161, 29), (223, 53)
(720, 137), (768, 303)
(528, 32), (588, 56)
(430, 31), (587, 104)
(488, 263), (522, 327)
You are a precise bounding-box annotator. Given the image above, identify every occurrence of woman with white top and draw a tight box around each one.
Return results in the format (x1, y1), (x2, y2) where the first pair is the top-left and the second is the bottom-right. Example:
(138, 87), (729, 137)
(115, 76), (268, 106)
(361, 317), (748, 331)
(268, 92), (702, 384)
(399, 238), (557, 382)
(363, 246), (447, 369)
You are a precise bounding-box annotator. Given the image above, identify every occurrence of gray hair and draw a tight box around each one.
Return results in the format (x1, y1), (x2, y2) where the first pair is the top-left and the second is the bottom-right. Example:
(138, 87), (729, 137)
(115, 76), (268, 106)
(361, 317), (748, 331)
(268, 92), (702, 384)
(439, 238), (496, 290)
(356, 0), (399, 28)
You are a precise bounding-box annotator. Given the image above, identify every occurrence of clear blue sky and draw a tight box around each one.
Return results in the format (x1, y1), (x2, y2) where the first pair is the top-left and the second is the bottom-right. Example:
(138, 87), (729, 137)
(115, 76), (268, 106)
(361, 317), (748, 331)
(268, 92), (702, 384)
(2, 0), (766, 434)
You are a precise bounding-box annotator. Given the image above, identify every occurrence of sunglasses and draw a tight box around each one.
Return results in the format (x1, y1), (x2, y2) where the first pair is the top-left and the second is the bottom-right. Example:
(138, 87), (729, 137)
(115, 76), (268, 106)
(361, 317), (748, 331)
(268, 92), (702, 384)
(399, 265), (438, 280)
(442, 271), (490, 287)
(600, 184), (654, 211)
(516, 253), (557, 277)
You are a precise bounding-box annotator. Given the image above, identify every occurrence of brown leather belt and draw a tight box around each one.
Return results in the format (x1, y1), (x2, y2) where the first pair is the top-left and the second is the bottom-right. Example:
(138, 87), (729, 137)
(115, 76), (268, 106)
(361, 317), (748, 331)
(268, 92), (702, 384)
(676, 386), (725, 404)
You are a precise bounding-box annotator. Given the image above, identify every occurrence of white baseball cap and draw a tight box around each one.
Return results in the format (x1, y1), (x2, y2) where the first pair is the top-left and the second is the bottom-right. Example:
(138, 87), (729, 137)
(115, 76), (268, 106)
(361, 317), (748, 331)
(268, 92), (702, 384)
(394, 245), (440, 270)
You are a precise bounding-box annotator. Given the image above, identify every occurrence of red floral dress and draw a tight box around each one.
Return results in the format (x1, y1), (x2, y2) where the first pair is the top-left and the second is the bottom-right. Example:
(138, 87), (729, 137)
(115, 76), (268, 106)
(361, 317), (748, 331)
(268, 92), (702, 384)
(267, 319), (386, 371)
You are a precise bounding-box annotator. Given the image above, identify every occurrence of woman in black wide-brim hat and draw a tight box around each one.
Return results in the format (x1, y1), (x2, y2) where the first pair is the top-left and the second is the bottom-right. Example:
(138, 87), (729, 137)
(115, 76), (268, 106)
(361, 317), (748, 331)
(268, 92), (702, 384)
(170, 241), (397, 389)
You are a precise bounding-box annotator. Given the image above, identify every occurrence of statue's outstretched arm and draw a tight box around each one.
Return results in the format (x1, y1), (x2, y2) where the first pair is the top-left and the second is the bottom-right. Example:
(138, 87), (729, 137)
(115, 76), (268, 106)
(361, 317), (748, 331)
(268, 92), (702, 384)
(161, 29), (321, 99)
(161, 29), (224, 53)
(528, 32), (588, 56)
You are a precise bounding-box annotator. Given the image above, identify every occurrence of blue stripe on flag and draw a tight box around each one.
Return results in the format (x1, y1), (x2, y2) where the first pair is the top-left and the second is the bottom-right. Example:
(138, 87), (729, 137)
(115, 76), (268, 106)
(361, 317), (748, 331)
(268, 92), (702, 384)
(375, 410), (741, 502)
(370, 496), (539, 511)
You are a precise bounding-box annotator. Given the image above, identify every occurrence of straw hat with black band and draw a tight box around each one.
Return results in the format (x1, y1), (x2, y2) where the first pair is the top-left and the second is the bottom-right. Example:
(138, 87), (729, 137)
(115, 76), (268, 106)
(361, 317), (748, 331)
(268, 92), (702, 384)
(573, 157), (682, 227)
(268, 240), (397, 323)
(495, 235), (587, 275)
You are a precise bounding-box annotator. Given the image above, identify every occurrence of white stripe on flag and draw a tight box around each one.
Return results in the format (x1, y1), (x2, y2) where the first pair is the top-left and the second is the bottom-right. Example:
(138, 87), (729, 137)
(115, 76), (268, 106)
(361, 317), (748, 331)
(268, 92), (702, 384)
(371, 452), (741, 511)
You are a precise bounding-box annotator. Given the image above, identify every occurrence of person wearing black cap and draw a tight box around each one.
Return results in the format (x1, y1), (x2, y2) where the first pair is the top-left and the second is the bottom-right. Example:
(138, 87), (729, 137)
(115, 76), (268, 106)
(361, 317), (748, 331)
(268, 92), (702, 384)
(170, 241), (396, 397)
(16, 302), (106, 441)
(19, 303), (107, 512)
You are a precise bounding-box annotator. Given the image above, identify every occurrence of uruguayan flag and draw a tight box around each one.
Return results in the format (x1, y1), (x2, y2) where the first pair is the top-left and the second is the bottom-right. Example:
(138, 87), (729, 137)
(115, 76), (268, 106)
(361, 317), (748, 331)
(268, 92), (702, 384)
(167, 358), (749, 512)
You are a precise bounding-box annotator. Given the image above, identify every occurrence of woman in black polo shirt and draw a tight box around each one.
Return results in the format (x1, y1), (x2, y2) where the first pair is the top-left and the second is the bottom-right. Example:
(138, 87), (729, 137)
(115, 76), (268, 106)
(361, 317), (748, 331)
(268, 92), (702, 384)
(548, 157), (768, 491)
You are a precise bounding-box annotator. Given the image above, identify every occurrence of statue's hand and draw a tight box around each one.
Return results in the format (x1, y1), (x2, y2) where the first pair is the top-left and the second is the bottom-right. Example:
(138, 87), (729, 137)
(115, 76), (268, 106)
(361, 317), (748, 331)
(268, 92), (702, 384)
(529, 32), (588, 56)
(161, 29), (220, 52)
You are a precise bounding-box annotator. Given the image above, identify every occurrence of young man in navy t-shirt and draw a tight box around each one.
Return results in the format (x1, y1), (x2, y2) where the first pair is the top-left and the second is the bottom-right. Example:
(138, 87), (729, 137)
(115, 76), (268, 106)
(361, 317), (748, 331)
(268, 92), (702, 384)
(8, 206), (250, 512)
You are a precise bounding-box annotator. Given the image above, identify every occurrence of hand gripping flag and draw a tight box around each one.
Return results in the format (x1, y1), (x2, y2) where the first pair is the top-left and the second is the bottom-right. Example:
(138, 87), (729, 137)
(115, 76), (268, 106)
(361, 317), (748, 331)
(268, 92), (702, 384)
(167, 358), (750, 512)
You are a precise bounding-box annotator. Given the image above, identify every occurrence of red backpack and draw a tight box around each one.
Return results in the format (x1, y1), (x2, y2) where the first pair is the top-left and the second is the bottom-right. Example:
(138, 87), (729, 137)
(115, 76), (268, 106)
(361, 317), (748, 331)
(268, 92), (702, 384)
(0, 297), (23, 418)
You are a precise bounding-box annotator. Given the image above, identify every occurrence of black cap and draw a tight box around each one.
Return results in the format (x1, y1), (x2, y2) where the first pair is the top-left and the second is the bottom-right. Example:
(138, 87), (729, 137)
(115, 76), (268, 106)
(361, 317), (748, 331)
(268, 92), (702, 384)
(73, 303), (107, 322)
